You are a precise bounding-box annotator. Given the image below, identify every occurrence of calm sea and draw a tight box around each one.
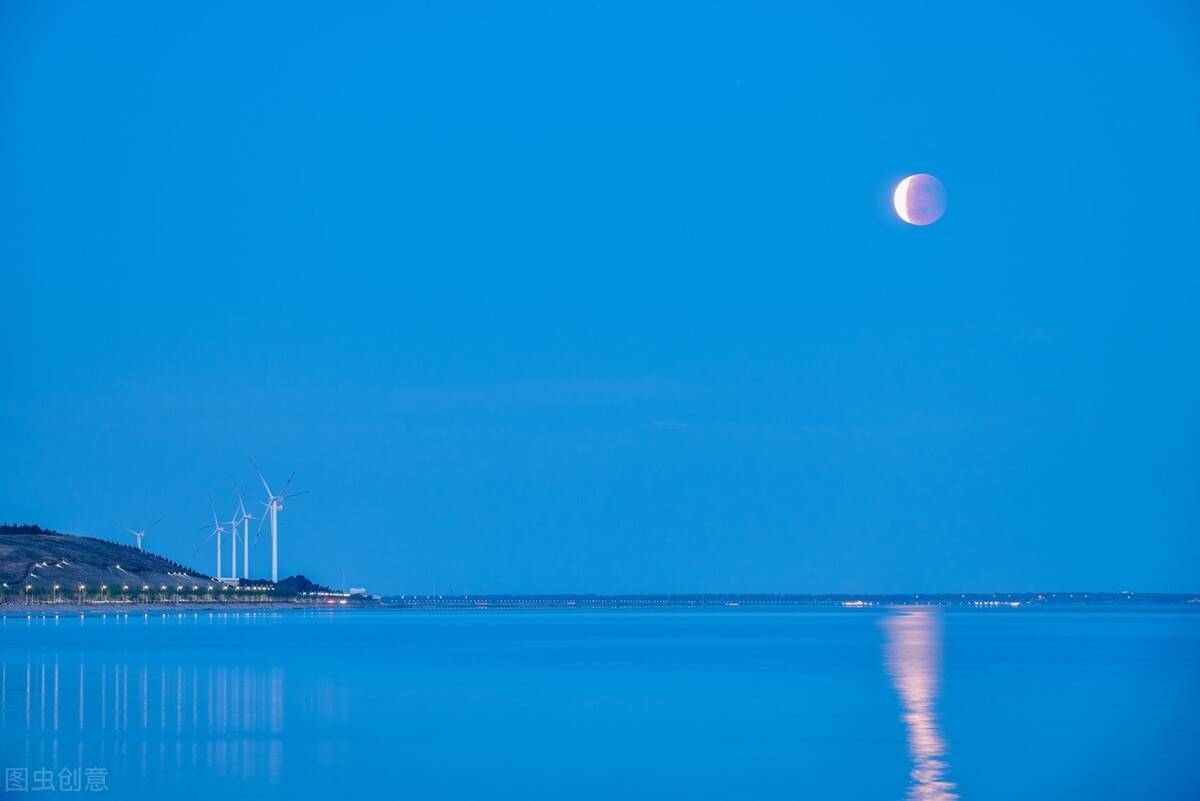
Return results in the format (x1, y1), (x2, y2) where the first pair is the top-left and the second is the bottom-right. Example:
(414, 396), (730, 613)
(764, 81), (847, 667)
(1, 607), (1197, 799)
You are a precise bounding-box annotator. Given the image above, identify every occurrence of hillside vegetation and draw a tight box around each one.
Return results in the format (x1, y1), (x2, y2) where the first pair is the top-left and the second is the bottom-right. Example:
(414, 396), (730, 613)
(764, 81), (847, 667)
(0, 525), (337, 603)
(1, 524), (226, 597)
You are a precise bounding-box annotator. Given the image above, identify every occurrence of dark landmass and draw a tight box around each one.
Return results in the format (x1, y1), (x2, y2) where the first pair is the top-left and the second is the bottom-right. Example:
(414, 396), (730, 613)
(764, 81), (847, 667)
(276, 574), (335, 594)
(0, 524), (335, 602)
(1, 523), (222, 594)
(380, 592), (1200, 609)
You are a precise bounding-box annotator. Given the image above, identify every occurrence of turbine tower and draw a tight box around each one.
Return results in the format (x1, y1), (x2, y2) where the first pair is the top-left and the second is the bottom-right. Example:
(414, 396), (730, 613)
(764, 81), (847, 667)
(225, 500), (242, 582)
(204, 508), (227, 581)
(118, 515), (164, 551)
(236, 495), (254, 580)
(253, 463), (307, 584)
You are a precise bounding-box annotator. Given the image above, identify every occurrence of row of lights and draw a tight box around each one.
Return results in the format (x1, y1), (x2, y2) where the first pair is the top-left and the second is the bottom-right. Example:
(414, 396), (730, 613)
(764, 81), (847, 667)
(3, 582), (273, 597)
(5, 583), (266, 591)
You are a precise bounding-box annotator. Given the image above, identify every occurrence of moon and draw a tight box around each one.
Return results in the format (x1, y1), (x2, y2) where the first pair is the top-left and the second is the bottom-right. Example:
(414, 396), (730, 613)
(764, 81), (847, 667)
(893, 174), (946, 226)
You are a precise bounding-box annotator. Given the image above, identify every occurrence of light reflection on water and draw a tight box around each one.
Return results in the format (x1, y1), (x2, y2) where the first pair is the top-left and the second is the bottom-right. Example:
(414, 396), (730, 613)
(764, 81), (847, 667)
(883, 607), (958, 801)
(2, 613), (286, 789)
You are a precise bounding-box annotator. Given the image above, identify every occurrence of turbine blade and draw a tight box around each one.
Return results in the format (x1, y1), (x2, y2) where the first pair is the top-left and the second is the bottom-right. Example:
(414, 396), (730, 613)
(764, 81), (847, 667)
(190, 535), (213, 557)
(253, 461), (273, 497)
(146, 515), (165, 532)
(284, 490), (309, 499)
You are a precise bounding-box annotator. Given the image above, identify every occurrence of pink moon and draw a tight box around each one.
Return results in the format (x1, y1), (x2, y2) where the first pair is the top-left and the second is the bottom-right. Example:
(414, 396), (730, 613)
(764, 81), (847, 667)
(893, 174), (947, 226)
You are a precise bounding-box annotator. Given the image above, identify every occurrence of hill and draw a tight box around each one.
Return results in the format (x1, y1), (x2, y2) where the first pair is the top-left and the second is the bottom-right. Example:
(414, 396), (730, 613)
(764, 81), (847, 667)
(0, 523), (222, 595)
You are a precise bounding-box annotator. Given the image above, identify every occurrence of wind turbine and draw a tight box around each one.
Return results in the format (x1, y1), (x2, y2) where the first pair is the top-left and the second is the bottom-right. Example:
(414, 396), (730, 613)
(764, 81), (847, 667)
(116, 515), (164, 551)
(224, 499), (243, 582)
(253, 463), (307, 584)
(235, 494), (255, 579)
(202, 506), (227, 581)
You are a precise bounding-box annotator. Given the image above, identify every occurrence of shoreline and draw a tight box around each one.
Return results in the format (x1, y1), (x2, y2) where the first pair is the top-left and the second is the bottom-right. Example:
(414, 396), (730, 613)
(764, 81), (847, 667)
(0, 601), (363, 615)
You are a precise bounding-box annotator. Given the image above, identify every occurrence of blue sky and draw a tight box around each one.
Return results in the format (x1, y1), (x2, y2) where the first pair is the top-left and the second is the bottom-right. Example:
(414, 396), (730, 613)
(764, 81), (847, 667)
(2, 1), (1198, 594)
